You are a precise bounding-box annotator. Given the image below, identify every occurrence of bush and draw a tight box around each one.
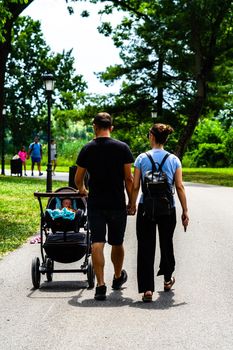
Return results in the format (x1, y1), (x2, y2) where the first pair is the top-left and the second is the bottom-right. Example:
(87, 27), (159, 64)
(224, 128), (233, 166)
(193, 143), (228, 167)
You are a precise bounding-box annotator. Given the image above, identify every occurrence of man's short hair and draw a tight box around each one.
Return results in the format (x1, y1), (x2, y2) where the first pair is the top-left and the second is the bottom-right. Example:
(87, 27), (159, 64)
(93, 112), (112, 129)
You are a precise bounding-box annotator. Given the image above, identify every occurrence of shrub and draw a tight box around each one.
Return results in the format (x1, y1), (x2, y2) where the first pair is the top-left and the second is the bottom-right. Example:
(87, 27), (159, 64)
(194, 143), (228, 167)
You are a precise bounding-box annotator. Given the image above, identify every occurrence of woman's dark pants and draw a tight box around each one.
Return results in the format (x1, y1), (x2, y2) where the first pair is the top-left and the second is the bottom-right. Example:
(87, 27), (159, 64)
(136, 203), (177, 293)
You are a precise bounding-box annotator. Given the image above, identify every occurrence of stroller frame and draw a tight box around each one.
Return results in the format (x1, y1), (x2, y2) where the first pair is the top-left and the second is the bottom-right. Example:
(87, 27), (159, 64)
(31, 187), (95, 289)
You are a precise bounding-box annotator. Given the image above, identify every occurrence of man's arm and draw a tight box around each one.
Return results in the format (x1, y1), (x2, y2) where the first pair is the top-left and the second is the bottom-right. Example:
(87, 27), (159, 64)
(75, 166), (88, 195)
(124, 163), (134, 204)
(128, 167), (140, 215)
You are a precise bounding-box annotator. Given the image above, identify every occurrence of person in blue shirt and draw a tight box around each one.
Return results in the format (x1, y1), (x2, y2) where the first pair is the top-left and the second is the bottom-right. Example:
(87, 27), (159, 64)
(129, 123), (189, 302)
(28, 136), (43, 176)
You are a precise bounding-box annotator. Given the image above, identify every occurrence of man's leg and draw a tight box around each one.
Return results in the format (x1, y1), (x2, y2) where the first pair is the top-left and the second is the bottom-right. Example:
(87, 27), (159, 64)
(108, 209), (128, 289)
(111, 244), (124, 279)
(38, 161), (43, 175)
(91, 242), (105, 286)
(31, 161), (35, 175)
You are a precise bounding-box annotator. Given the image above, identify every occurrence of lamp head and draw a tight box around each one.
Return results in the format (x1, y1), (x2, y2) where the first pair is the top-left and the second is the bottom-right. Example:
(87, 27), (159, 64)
(42, 73), (55, 92)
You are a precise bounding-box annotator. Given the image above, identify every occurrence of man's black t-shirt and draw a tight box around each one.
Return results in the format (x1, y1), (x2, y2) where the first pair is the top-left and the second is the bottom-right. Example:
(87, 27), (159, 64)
(76, 137), (134, 210)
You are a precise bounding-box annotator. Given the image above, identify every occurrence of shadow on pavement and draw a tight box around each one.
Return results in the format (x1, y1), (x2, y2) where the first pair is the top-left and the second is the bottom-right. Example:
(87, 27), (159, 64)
(27, 280), (87, 299)
(129, 291), (187, 310)
(68, 289), (187, 310)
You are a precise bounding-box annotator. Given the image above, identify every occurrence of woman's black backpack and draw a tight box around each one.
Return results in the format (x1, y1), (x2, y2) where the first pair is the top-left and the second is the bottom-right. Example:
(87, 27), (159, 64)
(142, 152), (174, 220)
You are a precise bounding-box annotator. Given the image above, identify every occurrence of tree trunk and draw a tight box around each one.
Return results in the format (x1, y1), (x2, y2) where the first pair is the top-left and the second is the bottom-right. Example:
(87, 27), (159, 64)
(175, 95), (205, 159)
(0, 1), (34, 114)
(157, 55), (164, 117)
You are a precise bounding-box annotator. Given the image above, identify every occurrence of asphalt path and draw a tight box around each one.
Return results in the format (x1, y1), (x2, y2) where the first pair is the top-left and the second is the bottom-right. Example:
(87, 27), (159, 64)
(4, 169), (70, 183)
(0, 182), (233, 349)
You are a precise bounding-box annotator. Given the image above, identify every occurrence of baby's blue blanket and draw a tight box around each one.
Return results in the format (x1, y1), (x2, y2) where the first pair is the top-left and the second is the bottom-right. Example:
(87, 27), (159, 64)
(46, 207), (75, 221)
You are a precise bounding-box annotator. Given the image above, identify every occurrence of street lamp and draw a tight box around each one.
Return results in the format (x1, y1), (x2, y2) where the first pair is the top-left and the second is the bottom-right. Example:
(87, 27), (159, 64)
(1, 107), (6, 175)
(151, 110), (157, 119)
(42, 73), (55, 192)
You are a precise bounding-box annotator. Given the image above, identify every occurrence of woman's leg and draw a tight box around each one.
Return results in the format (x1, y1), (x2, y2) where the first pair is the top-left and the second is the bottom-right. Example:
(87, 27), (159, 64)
(136, 204), (156, 293)
(157, 209), (177, 281)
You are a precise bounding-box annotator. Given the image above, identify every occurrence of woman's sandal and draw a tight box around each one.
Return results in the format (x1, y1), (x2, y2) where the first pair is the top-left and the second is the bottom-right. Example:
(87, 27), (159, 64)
(142, 291), (153, 302)
(164, 277), (175, 292)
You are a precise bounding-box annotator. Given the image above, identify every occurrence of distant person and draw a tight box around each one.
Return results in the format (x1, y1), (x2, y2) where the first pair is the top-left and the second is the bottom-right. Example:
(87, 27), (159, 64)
(28, 136), (43, 176)
(18, 146), (28, 176)
(51, 139), (57, 176)
(129, 123), (189, 302)
(75, 112), (134, 301)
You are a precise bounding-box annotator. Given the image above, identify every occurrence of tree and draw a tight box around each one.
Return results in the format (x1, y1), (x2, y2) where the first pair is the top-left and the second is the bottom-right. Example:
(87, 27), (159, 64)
(70, 0), (233, 159)
(0, 0), (34, 115)
(5, 16), (87, 149)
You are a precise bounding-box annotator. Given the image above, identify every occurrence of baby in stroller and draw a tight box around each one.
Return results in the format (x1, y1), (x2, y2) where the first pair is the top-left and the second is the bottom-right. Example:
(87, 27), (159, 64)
(32, 187), (95, 290)
(45, 195), (85, 233)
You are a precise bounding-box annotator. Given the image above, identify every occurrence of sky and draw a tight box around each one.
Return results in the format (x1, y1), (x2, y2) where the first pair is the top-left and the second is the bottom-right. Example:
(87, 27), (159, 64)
(22, 0), (123, 94)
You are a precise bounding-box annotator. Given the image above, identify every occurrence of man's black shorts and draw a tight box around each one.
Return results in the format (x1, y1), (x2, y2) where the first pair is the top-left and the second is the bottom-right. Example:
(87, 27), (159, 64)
(88, 208), (127, 245)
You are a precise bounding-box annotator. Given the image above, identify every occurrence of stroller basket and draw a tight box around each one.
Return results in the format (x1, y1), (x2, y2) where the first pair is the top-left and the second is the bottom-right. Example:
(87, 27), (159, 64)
(43, 232), (87, 263)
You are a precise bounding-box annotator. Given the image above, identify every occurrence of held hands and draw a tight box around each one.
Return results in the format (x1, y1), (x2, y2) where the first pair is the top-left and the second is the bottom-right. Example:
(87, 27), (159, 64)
(181, 211), (189, 232)
(127, 203), (137, 216)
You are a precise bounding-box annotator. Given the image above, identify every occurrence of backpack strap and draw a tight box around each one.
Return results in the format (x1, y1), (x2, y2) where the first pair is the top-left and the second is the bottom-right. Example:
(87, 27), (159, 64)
(145, 152), (170, 172)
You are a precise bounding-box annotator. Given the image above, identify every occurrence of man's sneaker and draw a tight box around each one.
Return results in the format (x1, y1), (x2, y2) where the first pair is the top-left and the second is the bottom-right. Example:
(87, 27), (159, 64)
(94, 285), (107, 301)
(112, 269), (128, 290)
(39, 172), (43, 176)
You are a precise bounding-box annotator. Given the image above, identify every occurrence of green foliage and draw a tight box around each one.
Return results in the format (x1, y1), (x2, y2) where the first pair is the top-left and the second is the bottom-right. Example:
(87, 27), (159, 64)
(223, 127), (233, 165)
(39, 121), (92, 167)
(4, 16), (87, 151)
(74, 0), (233, 158)
(194, 143), (227, 168)
(183, 118), (230, 167)
(188, 118), (225, 151)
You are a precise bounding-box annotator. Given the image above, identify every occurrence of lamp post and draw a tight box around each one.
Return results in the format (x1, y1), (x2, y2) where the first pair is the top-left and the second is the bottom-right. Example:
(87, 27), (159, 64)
(1, 107), (6, 175)
(42, 73), (55, 192)
(151, 110), (157, 119)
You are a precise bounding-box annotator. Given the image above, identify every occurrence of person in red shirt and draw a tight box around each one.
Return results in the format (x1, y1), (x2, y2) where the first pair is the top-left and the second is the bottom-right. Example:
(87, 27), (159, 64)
(18, 146), (28, 176)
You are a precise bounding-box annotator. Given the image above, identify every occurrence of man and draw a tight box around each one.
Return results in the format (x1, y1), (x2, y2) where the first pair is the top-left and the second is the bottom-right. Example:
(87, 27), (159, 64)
(75, 112), (134, 301)
(28, 136), (43, 176)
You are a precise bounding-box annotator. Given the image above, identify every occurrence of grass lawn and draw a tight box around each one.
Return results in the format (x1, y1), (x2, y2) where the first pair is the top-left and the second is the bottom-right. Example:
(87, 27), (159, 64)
(0, 176), (64, 257)
(1, 168), (233, 257)
(183, 168), (233, 187)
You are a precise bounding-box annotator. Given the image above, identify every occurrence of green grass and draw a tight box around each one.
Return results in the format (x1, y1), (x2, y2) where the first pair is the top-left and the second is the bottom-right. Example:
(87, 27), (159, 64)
(183, 168), (233, 187)
(0, 176), (64, 257)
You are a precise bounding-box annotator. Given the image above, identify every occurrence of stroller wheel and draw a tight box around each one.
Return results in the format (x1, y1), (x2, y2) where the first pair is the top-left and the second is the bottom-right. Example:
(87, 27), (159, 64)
(31, 257), (41, 289)
(46, 258), (54, 282)
(87, 259), (95, 289)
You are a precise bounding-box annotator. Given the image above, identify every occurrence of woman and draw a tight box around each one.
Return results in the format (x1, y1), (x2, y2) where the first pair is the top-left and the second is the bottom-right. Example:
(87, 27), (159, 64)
(129, 123), (189, 302)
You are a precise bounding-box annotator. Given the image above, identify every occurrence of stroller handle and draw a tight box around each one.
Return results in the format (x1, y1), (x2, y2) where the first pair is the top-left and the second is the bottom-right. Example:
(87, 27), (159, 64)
(34, 192), (87, 199)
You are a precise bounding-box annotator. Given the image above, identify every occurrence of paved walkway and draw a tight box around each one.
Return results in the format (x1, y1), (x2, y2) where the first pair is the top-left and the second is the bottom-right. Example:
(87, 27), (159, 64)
(0, 183), (233, 349)
(5, 168), (70, 182)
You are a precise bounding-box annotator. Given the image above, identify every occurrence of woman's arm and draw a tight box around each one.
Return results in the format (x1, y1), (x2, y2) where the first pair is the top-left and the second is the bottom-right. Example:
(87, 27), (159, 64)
(174, 167), (189, 230)
(128, 167), (141, 215)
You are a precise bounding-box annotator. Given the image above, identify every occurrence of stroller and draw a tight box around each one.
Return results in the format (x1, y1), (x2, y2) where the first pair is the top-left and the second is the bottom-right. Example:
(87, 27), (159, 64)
(31, 186), (95, 289)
